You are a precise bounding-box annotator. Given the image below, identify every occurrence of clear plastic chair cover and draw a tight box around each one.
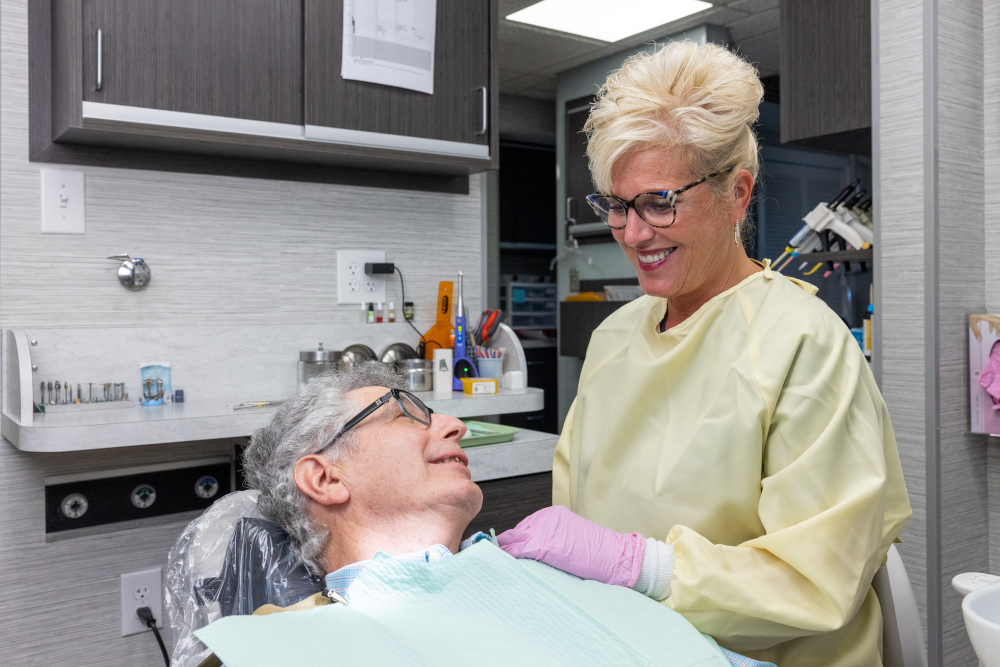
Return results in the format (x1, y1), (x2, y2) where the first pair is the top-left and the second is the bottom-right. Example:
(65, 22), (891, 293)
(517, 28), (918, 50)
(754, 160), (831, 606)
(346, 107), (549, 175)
(164, 490), (324, 667)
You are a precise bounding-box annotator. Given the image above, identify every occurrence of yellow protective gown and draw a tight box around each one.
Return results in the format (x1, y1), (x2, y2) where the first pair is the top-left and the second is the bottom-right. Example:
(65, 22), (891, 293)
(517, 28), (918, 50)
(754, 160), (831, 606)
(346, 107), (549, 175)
(553, 262), (911, 667)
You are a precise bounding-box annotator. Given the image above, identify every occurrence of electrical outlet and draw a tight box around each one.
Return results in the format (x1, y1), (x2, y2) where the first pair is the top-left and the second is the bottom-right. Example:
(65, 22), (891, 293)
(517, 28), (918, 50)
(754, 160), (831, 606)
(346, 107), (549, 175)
(337, 250), (386, 304)
(121, 567), (163, 636)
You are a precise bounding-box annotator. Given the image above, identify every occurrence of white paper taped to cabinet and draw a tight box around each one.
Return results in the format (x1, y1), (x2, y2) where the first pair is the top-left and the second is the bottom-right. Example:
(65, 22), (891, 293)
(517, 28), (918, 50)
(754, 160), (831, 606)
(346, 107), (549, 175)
(341, 0), (437, 95)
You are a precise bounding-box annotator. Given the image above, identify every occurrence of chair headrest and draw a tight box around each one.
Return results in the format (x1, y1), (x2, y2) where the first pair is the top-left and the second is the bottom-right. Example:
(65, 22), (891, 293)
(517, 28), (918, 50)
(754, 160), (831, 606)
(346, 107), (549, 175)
(165, 490), (323, 667)
(197, 516), (324, 617)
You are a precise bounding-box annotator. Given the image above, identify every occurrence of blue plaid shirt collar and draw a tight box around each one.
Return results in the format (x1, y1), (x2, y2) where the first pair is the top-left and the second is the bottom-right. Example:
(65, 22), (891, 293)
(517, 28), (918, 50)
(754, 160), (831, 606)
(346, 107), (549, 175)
(324, 531), (493, 599)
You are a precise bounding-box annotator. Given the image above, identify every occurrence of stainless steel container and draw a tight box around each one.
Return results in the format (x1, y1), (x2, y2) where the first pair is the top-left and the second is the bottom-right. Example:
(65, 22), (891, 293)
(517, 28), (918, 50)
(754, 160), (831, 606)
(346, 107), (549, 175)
(298, 343), (341, 391)
(401, 359), (434, 392)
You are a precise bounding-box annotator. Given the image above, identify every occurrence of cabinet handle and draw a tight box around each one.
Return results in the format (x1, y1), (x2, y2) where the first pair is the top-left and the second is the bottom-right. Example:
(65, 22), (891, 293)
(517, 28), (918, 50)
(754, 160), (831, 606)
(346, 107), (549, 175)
(95, 28), (103, 91)
(566, 197), (577, 225)
(477, 86), (487, 135)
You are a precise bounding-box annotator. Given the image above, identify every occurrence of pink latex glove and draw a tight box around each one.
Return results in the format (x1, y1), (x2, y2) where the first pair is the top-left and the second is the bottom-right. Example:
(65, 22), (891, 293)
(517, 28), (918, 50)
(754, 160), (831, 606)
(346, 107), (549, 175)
(496, 505), (646, 588)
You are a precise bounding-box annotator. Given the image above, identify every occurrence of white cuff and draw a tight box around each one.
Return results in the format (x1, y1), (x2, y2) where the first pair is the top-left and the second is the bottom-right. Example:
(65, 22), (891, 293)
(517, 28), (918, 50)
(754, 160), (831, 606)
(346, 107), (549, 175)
(632, 538), (675, 601)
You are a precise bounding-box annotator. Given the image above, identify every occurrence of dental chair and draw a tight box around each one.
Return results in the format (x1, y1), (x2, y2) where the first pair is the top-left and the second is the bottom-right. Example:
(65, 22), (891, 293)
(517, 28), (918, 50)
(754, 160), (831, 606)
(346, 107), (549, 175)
(165, 491), (325, 667)
(873, 545), (928, 667)
(166, 492), (929, 667)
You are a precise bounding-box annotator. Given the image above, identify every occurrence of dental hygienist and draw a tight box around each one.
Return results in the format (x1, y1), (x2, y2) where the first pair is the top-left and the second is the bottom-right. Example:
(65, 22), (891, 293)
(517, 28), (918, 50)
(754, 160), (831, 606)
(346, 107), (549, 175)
(498, 42), (911, 667)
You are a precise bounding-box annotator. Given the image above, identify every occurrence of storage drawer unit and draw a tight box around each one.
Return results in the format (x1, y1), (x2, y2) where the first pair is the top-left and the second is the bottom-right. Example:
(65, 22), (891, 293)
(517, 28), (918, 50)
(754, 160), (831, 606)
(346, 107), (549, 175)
(501, 282), (557, 331)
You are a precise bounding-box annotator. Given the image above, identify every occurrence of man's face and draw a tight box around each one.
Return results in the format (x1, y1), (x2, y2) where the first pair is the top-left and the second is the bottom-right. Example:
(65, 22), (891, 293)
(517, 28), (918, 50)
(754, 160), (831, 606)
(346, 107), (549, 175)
(335, 386), (483, 526)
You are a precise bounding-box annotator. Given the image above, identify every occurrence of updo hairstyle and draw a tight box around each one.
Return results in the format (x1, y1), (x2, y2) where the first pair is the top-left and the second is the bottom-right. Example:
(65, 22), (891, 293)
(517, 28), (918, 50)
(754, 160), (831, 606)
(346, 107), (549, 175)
(584, 41), (763, 228)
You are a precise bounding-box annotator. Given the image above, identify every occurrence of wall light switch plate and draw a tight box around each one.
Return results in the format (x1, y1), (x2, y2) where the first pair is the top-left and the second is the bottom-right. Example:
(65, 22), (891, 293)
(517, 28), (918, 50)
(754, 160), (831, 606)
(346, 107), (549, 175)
(121, 567), (163, 636)
(337, 249), (386, 304)
(40, 168), (85, 234)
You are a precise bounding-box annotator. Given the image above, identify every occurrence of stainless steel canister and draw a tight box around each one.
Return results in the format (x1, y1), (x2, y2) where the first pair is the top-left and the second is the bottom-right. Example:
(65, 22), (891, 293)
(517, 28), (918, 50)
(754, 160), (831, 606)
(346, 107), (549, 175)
(401, 359), (434, 392)
(298, 343), (341, 391)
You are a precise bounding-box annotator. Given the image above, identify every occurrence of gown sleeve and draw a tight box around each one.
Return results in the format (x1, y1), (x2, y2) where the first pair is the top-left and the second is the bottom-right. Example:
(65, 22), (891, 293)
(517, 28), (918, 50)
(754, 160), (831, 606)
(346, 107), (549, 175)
(663, 322), (911, 652)
(551, 399), (576, 508)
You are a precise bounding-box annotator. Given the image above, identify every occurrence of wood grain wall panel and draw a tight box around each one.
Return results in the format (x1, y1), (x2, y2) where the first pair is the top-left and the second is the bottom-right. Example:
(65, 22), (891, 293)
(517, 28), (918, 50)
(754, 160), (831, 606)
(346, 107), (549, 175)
(0, 1), (483, 663)
(880, 0), (989, 663)
(878, 0), (929, 639)
(936, 3), (987, 662)
(0, 437), (234, 665)
(986, 0), (1000, 578)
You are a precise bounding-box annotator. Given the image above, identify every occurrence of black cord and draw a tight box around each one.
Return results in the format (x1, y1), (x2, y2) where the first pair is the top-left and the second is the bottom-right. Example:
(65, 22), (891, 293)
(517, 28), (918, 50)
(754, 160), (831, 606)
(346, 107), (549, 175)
(395, 266), (428, 349)
(136, 606), (170, 666)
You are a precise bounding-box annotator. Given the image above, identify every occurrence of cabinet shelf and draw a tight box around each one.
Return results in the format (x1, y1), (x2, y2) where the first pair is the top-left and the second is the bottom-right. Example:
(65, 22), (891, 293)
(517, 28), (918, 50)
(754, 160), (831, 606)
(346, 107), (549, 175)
(790, 248), (873, 263)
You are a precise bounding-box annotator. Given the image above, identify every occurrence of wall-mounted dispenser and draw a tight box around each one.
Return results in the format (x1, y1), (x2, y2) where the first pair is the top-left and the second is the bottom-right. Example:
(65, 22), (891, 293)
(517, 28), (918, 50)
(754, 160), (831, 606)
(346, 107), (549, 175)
(107, 254), (151, 290)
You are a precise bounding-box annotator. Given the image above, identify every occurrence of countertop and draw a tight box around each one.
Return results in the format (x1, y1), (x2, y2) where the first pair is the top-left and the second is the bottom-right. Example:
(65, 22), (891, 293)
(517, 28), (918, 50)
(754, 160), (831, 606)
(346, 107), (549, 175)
(1, 388), (544, 452)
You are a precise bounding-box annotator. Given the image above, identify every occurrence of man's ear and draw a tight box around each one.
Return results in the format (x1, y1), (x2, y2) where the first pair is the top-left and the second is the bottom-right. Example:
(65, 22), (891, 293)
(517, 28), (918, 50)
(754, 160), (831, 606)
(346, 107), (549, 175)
(294, 455), (351, 506)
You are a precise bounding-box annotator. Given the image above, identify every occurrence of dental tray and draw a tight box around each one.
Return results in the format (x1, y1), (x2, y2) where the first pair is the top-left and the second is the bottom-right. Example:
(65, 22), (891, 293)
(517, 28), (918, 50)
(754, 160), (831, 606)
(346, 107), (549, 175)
(460, 420), (519, 447)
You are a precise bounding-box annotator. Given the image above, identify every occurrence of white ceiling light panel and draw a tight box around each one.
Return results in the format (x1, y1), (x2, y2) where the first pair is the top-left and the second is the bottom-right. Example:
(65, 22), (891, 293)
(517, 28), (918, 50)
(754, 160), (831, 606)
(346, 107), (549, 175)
(506, 0), (714, 43)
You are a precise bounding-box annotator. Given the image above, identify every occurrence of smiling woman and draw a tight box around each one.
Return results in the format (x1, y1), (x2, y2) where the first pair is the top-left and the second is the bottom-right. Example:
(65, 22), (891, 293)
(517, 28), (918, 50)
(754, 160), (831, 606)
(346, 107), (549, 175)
(584, 40), (763, 329)
(499, 41), (912, 667)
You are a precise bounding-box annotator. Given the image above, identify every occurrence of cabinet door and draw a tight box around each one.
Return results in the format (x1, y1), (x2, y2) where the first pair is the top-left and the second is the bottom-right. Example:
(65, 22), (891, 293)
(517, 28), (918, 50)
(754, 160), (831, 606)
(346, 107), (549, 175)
(564, 95), (602, 225)
(81, 0), (302, 125)
(305, 0), (491, 147)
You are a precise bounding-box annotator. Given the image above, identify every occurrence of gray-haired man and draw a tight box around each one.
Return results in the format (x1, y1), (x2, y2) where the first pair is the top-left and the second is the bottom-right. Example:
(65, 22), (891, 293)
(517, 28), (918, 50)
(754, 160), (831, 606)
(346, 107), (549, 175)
(243, 362), (484, 585)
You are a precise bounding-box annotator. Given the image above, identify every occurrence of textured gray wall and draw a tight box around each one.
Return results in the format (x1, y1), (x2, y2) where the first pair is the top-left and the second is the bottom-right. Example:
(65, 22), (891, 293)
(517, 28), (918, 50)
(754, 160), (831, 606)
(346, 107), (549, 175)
(937, 2), (987, 663)
(879, 0), (989, 664)
(0, 0), (483, 664)
(985, 0), (1000, 580)
(878, 0), (929, 635)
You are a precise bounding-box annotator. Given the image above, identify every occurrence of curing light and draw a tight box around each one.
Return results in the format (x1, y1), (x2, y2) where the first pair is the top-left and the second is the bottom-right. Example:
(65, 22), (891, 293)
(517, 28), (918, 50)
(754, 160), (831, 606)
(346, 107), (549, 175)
(506, 0), (713, 43)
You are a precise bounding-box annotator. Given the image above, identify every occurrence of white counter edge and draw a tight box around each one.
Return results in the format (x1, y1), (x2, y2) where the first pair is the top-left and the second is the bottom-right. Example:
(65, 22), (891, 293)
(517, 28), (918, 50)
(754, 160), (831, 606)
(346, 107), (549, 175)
(2, 389), (544, 453)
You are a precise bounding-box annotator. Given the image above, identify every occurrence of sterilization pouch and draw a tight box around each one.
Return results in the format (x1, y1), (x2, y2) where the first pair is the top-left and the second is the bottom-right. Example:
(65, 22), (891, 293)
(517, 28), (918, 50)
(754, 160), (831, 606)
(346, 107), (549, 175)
(195, 540), (730, 667)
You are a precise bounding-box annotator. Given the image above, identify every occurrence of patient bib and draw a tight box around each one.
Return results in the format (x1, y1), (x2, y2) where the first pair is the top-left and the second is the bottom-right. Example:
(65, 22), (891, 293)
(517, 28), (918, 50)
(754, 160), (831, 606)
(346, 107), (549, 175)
(196, 541), (729, 666)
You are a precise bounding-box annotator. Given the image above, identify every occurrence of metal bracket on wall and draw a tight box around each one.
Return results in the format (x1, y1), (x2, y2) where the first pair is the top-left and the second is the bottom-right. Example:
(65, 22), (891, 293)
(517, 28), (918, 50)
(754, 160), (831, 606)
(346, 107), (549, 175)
(107, 254), (151, 290)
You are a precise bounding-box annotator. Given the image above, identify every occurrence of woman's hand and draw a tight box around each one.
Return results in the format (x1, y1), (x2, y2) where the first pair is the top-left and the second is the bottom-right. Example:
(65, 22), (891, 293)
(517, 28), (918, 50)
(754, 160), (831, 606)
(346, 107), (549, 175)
(496, 505), (646, 588)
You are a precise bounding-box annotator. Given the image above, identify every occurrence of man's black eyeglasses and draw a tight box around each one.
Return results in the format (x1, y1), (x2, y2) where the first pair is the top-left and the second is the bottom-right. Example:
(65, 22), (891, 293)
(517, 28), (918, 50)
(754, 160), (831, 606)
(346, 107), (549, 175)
(315, 388), (434, 455)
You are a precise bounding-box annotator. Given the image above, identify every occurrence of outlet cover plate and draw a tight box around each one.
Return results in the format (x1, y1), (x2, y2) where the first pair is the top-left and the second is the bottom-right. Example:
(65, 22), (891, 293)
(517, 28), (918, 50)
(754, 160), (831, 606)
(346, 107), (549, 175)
(40, 168), (86, 234)
(337, 250), (386, 305)
(121, 567), (163, 636)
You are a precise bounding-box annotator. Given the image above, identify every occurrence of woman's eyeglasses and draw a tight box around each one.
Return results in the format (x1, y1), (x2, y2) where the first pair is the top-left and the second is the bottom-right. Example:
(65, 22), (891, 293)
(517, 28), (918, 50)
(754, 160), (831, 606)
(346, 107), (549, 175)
(586, 167), (732, 229)
(315, 388), (434, 455)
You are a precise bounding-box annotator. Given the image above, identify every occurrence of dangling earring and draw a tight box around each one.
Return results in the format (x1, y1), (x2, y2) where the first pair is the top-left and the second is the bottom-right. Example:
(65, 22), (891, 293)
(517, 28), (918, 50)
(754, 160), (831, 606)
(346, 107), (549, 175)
(734, 220), (740, 246)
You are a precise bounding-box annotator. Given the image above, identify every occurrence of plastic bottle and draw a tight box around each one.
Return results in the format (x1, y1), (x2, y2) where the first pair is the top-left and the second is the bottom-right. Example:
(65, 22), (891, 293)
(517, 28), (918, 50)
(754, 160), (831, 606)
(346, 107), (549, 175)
(376, 302), (383, 323)
(388, 302), (396, 323)
(367, 302), (375, 324)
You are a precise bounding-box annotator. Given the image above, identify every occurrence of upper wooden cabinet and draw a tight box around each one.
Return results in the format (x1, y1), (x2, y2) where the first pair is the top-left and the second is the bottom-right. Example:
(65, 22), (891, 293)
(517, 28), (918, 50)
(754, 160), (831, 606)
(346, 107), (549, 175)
(81, 0), (303, 124)
(34, 0), (499, 193)
(779, 0), (871, 155)
(305, 0), (490, 155)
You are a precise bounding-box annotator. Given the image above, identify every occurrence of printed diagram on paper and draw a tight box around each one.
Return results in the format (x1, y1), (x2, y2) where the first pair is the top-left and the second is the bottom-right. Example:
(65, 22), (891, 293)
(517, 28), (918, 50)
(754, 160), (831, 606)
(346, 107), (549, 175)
(342, 0), (437, 95)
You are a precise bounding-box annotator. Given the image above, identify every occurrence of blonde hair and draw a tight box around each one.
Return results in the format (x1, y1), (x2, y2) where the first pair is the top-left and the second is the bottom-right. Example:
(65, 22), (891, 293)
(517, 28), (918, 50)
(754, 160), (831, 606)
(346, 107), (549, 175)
(585, 41), (763, 217)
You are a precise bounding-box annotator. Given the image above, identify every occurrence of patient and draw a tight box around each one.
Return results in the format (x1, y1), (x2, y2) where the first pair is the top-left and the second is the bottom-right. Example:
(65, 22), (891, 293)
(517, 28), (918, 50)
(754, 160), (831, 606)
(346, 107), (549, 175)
(191, 364), (762, 667)
(243, 362), (483, 584)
